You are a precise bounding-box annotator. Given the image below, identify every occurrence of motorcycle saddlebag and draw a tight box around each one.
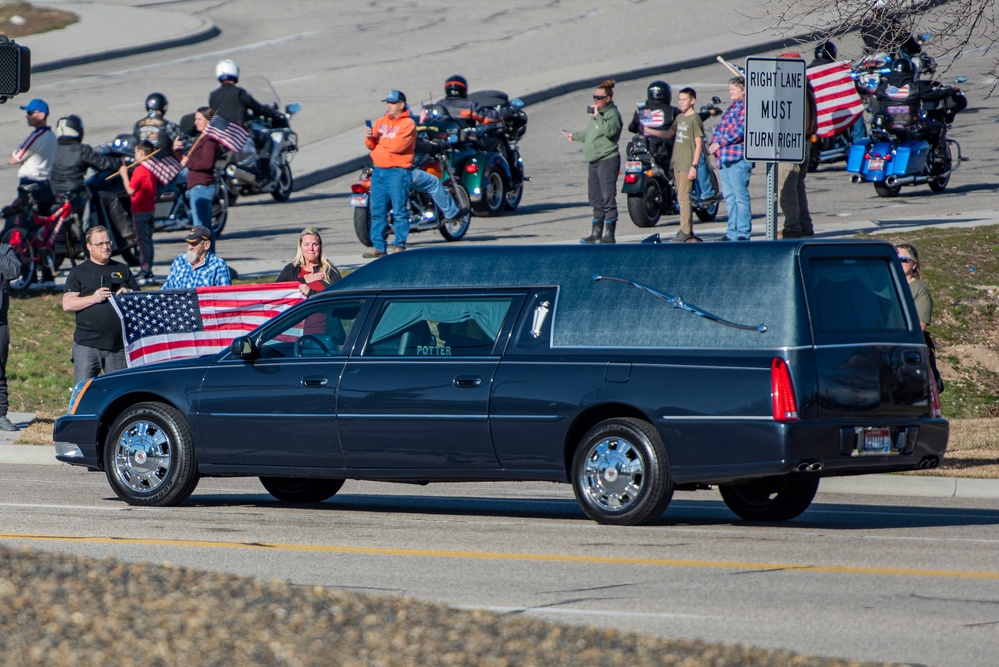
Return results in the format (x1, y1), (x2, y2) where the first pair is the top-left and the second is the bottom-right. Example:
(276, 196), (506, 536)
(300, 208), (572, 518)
(846, 141), (870, 173)
(888, 140), (929, 176)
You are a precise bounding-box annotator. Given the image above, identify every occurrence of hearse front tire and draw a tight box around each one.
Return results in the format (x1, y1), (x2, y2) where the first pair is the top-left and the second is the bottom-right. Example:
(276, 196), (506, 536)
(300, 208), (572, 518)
(571, 417), (674, 526)
(259, 477), (344, 503)
(718, 477), (819, 521)
(104, 402), (199, 506)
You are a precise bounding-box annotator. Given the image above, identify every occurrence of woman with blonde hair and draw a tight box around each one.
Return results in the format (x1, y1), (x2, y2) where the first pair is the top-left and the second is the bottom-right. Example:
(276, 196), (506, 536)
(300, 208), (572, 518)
(897, 242), (943, 392)
(565, 78), (623, 244)
(277, 227), (342, 297)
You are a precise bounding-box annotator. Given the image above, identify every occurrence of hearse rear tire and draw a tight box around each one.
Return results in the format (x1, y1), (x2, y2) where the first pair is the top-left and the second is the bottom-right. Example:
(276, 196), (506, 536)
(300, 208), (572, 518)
(718, 477), (819, 522)
(259, 477), (344, 503)
(104, 402), (199, 507)
(571, 417), (674, 526)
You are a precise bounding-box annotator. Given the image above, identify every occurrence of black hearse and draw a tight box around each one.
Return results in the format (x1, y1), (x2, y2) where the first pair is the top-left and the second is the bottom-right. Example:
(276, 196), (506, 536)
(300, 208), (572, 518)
(55, 241), (947, 525)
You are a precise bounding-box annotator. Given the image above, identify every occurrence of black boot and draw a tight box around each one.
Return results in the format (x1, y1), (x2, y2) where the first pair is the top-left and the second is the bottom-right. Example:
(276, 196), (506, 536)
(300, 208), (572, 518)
(597, 220), (616, 244)
(580, 219), (603, 244)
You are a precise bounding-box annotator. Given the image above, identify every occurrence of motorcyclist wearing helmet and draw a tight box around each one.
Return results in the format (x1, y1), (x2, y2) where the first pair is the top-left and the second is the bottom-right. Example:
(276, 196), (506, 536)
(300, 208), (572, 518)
(133, 92), (181, 153)
(808, 41), (837, 68)
(436, 75), (511, 126)
(208, 59), (285, 181)
(50, 115), (120, 212)
(874, 57), (964, 159)
(627, 80), (680, 167)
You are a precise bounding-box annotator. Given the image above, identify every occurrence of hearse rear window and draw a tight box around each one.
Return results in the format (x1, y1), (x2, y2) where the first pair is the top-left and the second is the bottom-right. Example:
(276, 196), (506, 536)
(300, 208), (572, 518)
(809, 258), (907, 334)
(365, 297), (513, 357)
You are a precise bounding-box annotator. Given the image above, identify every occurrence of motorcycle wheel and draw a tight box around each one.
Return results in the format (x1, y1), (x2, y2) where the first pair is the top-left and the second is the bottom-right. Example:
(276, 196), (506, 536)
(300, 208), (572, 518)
(627, 180), (663, 228)
(928, 142), (953, 192)
(353, 207), (391, 248)
(440, 184), (471, 242)
(210, 185), (229, 237)
(271, 163), (294, 202)
(503, 180), (523, 212)
(472, 167), (506, 217)
(1, 229), (35, 290)
(695, 200), (720, 222)
(873, 181), (901, 198)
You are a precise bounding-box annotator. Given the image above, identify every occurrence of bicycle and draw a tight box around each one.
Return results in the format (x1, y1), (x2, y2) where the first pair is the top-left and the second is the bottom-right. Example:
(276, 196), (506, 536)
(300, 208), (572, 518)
(1, 189), (80, 290)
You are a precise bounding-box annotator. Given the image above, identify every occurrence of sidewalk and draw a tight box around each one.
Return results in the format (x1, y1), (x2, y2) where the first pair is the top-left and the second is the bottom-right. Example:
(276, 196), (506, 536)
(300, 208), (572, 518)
(6, 3), (996, 500)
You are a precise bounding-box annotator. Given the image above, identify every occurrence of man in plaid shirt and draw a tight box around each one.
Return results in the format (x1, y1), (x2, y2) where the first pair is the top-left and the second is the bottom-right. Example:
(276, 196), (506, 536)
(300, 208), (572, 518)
(708, 77), (753, 241)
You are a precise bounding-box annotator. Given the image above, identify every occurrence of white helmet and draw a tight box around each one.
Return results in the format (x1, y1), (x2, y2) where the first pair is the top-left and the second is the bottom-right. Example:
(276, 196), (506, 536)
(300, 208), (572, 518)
(215, 59), (239, 82)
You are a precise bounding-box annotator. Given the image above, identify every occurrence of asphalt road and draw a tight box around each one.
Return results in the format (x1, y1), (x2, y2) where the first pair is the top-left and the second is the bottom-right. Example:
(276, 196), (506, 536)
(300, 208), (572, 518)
(2, 464), (998, 666)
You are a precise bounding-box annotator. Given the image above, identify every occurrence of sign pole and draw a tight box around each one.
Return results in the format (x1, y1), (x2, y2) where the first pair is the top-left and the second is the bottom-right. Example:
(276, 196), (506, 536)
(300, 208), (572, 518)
(766, 163), (777, 240)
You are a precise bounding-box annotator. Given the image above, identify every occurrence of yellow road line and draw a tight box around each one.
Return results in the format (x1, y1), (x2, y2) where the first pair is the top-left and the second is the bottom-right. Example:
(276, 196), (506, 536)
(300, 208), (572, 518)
(2, 533), (997, 580)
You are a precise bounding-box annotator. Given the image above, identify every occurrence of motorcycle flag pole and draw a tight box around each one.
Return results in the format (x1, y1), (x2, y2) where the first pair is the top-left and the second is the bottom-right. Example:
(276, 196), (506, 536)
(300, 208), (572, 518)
(105, 147), (163, 180)
(716, 56), (744, 78)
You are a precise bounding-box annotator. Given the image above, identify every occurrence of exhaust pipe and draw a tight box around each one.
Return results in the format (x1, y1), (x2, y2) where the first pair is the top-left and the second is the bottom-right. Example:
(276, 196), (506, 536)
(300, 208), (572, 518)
(226, 165), (257, 186)
(796, 461), (824, 472)
(850, 174), (863, 184)
(918, 456), (939, 469)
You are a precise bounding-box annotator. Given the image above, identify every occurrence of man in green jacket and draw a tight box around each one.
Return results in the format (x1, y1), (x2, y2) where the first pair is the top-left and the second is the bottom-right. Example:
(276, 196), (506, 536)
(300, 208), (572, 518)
(565, 78), (623, 243)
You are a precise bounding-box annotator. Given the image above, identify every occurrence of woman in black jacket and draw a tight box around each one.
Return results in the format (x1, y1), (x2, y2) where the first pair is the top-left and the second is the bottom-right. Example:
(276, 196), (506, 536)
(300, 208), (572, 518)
(277, 227), (341, 297)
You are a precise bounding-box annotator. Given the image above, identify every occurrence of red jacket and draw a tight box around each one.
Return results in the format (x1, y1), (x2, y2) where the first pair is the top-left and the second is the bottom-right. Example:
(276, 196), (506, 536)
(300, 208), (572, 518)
(364, 112), (416, 169)
(128, 164), (157, 213)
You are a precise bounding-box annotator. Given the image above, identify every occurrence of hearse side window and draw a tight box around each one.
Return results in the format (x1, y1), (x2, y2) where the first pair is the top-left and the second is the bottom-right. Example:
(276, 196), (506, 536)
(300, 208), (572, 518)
(365, 297), (513, 357)
(257, 300), (364, 359)
(809, 258), (907, 334)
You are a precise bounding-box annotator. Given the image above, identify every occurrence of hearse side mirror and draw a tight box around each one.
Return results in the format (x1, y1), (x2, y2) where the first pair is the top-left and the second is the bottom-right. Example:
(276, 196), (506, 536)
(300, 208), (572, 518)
(230, 335), (258, 359)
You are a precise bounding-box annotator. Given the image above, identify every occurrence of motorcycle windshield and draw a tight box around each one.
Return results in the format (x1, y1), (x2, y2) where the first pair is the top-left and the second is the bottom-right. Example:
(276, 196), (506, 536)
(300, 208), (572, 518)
(240, 75), (282, 112)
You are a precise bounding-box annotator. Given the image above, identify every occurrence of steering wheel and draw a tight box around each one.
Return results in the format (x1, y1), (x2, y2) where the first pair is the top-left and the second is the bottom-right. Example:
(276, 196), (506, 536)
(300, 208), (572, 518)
(294, 335), (331, 357)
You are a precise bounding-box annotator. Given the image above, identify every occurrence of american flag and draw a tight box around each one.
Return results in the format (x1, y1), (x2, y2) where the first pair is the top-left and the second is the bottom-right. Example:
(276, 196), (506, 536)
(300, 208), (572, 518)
(807, 61), (865, 138)
(202, 114), (250, 152)
(142, 154), (183, 185)
(111, 283), (306, 367)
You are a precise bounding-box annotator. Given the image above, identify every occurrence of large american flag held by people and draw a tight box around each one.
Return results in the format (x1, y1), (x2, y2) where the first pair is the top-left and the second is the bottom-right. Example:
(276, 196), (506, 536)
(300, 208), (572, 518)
(807, 61), (865, 138)
(202, 114), (251, 152)
(142, 154), (183, 185)
(111, 283), (305, 367)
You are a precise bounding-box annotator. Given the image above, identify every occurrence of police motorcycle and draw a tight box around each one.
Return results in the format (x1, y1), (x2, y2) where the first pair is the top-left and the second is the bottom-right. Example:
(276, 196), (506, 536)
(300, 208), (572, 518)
(622, 99), (722, 228)
(846, 57), (967, 197)
(217, 76), (300, 203)
(438, 91), (528, 217)
(87, 133), (229, 250)
(350, 109), (472, 246)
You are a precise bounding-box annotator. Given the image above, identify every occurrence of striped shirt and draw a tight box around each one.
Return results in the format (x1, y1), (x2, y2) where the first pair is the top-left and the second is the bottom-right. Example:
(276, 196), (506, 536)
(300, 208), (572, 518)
(710, 99), (747, 166)
(11, 126), (57, 181)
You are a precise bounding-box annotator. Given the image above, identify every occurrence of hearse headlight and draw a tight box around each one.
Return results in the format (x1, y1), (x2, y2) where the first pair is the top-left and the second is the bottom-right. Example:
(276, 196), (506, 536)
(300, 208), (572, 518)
(67, 379), (92, 415)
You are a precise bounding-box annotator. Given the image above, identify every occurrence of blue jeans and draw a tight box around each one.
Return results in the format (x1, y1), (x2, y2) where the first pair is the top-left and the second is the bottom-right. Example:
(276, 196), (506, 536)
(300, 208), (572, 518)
(411, 168), (458, 219)
(189, 183), (217, 252)
(718, 159), (753, 240)
(692, 154), (717, 202)
(370, 166), (411, 251)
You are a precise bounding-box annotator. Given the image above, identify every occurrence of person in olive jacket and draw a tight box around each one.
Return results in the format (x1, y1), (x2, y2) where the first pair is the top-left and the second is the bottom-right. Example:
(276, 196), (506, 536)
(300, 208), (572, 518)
(565, 78), (623, 244)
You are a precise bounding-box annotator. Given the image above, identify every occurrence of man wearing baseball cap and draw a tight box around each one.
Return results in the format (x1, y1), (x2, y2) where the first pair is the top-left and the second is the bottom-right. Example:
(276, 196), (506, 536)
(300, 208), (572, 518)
(10, 98), (57, 216)
(362, 89), (416, 258)
(162, 225), (232, 289)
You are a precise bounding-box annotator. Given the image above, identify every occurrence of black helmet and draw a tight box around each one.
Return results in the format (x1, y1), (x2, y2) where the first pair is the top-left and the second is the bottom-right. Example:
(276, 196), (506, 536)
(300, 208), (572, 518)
(646, 80), (671, 104)
(145, 92), (168, 113)
(55, 114), (84, 141)
(891, 58), (914, 76)
(444, 74), (468, 99)
(814, 41), (837, 61)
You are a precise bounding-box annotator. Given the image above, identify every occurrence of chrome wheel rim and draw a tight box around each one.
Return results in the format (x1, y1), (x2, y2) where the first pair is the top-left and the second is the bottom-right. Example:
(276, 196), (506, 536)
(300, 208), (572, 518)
(581, 437), (645, 511)
(485, 172), (504, 210)
(112, 419), (172, 494)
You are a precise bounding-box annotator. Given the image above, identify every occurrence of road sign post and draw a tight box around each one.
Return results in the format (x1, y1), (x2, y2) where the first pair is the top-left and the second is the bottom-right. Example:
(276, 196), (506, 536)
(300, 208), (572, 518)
(744, 57), (806, 240)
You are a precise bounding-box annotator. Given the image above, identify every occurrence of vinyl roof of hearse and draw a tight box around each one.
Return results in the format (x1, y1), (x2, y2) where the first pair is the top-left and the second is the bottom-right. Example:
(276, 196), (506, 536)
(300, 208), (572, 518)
(329, 241), (907, 350)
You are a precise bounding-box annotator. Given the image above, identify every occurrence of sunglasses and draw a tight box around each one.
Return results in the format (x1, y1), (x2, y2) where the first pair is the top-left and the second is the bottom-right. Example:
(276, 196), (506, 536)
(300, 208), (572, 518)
(592, 94), (608, 100)
(898, 257), (912, 263)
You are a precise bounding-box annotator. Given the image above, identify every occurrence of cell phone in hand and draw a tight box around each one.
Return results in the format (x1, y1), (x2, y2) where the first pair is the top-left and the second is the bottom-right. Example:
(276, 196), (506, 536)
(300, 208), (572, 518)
(586, 105), (595, 115)
(100, 275), (110, 289)
(365, 120), (372, 128)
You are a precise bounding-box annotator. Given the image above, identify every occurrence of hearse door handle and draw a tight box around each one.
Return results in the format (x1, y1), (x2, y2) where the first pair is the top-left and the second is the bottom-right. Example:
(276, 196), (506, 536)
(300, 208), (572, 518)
(903, 351), (923, 365)
(453, 375), (482, 388)
(302, 376), (329, 387)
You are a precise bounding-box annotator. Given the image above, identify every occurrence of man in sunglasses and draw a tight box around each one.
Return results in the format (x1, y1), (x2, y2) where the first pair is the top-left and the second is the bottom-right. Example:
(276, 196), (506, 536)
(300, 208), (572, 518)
(9, 98), (57, 216)
(163, 225), (232, 289)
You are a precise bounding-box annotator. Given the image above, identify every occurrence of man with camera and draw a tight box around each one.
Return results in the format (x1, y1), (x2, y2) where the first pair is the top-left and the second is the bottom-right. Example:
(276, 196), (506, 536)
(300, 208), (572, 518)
(62, 226), (139, 384)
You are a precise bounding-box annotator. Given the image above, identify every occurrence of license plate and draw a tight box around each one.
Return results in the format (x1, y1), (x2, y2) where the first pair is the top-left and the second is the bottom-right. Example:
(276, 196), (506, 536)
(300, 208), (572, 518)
(855, 427), (894, 456)
(867, 158), (884, 171)
(625, 161), (643, 173)
(349, 194), (368, 208)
